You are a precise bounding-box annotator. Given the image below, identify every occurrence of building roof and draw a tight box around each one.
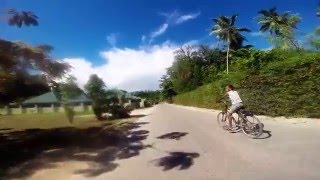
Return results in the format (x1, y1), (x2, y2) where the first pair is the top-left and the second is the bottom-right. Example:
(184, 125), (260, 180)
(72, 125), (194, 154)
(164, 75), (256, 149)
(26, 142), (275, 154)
(22, 91), (61, 105)
(67, 94), (91, 103)
(22, 89), (139, 105)
(22, 91), (91, 105)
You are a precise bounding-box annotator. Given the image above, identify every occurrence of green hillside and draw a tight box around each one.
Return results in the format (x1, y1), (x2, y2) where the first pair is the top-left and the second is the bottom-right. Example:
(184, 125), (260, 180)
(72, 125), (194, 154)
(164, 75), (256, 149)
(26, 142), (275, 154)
(173, 50), (320, 118)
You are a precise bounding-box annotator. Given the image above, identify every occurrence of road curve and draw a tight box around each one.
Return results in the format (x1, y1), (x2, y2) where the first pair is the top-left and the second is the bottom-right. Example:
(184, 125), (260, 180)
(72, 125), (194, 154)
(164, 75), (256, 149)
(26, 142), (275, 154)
(34, 104), (320, 180)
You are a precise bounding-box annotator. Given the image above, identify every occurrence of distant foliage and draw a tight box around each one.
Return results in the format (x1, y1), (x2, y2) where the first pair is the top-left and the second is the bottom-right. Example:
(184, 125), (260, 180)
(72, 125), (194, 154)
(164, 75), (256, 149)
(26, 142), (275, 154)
(132, 90), (161, 104)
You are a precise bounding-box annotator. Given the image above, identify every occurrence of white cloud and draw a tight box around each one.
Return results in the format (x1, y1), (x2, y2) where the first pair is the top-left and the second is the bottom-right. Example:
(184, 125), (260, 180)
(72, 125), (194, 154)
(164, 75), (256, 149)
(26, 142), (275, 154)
(141, 35), (146, 42)
(250, 31), (266, 37)
(151, 23), (169, 38)
(183, 40), (200, 46)
(160, 10), (201, 25)
(106, 33), (118, 46)
(63, 42), (177, 91)
(262, 46), (274, 51)
(144, 10), (200, 44)
(176, 12), (201, 24)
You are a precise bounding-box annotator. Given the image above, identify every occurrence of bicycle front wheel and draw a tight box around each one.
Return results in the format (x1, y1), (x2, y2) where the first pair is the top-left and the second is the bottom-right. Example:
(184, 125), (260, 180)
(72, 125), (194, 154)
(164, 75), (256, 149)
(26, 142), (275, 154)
(241, 115), (263, 138)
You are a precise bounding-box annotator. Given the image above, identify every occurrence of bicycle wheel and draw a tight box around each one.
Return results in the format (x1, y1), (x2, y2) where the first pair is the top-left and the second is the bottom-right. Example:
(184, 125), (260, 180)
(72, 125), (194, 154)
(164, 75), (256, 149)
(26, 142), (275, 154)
(217, 112), (228, 130)
(241, 115), (263, 138)
(217, 112), (238, 131)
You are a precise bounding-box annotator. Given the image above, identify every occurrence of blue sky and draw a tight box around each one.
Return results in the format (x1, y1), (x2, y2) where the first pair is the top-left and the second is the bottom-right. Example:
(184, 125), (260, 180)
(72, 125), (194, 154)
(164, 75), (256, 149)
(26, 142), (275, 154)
(1, 0), (319, 90)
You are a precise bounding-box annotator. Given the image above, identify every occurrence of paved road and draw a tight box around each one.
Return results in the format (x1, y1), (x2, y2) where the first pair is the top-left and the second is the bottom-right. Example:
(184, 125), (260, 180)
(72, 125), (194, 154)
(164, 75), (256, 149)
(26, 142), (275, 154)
(33, 104), (320, 180)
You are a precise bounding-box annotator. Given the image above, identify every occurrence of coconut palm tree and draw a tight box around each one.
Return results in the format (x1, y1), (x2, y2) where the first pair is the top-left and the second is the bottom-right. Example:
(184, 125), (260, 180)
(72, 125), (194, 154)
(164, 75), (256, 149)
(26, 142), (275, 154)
(256, 7), (300, 49)
(6, 8), (38, 28)
(210, 14), (250, 74)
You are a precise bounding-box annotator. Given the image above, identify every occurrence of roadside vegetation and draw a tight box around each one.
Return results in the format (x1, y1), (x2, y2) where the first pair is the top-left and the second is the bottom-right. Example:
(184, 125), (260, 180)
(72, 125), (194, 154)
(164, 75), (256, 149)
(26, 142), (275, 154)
(160, 7), (320, 118)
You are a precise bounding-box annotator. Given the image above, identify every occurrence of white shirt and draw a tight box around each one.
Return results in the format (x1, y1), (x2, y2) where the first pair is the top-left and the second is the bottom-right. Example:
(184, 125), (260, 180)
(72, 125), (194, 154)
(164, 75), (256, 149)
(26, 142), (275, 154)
(227, 90), (242, 105)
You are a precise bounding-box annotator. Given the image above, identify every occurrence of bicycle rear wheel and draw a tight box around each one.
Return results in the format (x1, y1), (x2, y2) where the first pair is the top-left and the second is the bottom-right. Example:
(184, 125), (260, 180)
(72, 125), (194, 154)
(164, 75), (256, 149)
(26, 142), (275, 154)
(241, 115), (263, 138)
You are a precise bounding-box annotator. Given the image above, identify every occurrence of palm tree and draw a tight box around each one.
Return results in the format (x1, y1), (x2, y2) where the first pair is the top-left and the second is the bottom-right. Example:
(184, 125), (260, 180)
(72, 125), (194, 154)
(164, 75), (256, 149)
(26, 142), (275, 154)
(256, 7), (300, 49)
(210, 14), (250, 74)
(6, 8), (38, 28)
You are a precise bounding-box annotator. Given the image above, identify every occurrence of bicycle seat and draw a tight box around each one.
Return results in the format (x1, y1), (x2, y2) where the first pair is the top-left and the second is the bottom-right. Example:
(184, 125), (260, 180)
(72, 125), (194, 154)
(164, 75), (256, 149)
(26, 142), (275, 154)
(236, 106), (246, 113)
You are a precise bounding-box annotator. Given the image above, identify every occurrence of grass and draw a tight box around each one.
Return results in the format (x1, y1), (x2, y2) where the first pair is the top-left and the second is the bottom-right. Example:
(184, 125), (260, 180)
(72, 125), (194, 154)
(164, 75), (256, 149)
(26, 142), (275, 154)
(0, 111), (136, 131)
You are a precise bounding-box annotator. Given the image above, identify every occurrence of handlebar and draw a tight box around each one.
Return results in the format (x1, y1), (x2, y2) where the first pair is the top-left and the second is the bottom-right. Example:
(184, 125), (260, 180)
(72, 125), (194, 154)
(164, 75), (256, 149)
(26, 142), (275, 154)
(216, 100), (227, 105)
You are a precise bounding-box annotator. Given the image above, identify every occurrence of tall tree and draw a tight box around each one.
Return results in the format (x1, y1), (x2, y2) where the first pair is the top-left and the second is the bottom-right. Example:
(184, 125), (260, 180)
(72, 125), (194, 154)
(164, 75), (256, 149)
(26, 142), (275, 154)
(60, 76), (83, 100)
(84, 74), (107, 119)
(1, 9), (70, 103)
(210, 14), (251, 74)
(159, 75), (176, 103)
(256, 7), (301, 49)
(0, 40), (70, 98)
(6, 8), (38, 28)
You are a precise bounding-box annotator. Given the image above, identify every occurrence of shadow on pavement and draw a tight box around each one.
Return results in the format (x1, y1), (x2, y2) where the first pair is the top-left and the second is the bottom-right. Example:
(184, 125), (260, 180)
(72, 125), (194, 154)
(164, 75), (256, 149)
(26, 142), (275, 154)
(153, 152), (200, 171)
(157, 132), (188, 140)
(0, 121), (151, 179)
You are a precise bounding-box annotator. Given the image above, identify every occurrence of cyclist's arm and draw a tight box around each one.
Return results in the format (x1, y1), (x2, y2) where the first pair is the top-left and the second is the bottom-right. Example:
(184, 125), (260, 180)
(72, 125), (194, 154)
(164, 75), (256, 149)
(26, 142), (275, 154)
(217, 93), (228, 102)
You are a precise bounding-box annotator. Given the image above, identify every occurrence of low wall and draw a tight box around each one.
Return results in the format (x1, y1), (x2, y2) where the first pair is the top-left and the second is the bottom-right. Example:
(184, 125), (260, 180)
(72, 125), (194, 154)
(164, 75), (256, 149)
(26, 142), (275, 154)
(0, 104), (92, 115)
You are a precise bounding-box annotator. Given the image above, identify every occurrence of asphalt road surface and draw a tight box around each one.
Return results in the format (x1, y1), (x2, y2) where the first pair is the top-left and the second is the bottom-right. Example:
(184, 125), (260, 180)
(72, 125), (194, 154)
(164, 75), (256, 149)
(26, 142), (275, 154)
(31, 104), (320, 180)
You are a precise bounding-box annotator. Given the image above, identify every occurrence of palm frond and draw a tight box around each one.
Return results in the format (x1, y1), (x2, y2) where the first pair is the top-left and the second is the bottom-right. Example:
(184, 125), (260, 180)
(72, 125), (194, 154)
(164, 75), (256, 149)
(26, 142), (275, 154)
(260, 23), (270, 32)
(258, 10), (270, 16)
(220, 16), (231, 25)
(270, 7), (277, 14)
(236, 27), (251, 32)
(7, 9), (39, 28)
(6, 8), (17, 14)
(230, 14), (238, 26)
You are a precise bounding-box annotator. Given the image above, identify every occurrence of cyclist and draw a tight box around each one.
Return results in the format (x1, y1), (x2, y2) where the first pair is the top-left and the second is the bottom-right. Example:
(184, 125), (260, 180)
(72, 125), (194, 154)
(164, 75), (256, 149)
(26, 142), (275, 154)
(219, 85), (244, 131)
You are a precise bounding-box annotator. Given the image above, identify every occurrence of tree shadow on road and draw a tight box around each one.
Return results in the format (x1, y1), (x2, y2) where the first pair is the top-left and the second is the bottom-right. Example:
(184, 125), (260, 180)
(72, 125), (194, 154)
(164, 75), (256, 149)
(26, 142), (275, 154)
(157, 132), (188, 140)
(0, 121), (151, 179)
(153, 152), (200, 171)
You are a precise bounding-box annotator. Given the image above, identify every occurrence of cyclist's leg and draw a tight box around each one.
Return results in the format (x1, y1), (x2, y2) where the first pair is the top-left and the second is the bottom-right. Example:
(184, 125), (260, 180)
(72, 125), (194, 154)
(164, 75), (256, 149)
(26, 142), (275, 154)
(226, 112), (233, 130)
(227, 103), (243, 129)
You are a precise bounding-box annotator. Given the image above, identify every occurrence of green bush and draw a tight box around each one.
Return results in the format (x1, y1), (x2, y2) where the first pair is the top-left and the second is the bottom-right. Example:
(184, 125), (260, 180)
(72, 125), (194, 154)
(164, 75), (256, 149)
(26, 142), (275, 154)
(108, 104), (132, 119)
(144, 100), (153, 108)
(174, 50), (320, 118)
(92, 105), (104, 120)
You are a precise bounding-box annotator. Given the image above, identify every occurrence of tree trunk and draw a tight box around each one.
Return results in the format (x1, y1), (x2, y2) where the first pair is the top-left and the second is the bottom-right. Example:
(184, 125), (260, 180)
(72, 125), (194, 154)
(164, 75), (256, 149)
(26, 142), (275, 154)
(226, 41), (230, 74)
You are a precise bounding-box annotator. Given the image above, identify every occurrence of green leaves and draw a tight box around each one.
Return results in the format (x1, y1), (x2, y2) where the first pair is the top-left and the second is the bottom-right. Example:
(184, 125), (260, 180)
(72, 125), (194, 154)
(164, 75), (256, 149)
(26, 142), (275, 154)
(256, 7), (301, 49)
(210, 14), (251, 50)
(84, 74), (107, 104)
(60, 76), (83, 101)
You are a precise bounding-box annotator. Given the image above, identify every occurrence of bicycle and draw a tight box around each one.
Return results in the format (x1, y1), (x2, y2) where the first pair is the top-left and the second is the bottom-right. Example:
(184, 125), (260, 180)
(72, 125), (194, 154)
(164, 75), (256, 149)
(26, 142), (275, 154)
(217, 101), (263, 138)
